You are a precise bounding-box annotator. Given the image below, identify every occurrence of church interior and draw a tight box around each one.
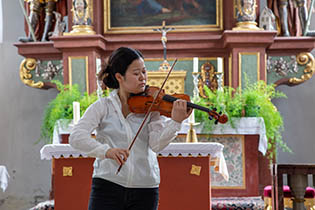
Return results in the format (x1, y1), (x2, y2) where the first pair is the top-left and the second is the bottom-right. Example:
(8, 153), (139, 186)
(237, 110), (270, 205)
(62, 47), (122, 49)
(1, 0), (315, 209)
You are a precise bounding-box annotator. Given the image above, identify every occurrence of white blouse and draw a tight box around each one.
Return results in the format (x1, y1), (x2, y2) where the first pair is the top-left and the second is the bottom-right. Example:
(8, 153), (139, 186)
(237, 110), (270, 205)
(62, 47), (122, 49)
(69, 89), (182, 188)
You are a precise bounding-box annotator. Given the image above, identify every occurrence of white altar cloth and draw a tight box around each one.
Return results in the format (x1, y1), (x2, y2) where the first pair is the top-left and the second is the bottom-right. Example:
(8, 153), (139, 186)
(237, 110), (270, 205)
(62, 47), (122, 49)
(40, 142), (228, 181)
(179, 117), (268, 155)
(0, 166), (9, 192)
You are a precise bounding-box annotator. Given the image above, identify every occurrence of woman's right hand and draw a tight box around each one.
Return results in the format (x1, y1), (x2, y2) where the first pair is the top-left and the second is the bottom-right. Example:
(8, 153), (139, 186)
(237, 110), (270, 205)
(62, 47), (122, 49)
(105, 148), (129, 165)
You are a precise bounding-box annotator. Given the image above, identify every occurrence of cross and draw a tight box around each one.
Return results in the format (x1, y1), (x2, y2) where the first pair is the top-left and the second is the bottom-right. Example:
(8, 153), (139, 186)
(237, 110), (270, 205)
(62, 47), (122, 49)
(153, 21), (175, 61)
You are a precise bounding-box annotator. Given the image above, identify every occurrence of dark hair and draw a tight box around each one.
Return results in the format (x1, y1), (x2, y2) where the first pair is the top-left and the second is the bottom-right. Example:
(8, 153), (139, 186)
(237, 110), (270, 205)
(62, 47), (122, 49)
(98, 47), (144, 89)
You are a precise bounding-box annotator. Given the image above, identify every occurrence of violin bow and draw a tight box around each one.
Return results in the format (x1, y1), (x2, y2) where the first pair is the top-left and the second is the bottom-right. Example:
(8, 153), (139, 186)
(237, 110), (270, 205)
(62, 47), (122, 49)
(116, 59), (178, 174)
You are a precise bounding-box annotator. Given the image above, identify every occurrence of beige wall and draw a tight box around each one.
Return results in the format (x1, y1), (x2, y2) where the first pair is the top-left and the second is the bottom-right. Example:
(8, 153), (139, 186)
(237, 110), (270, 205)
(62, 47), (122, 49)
(0, 1), (58, 209)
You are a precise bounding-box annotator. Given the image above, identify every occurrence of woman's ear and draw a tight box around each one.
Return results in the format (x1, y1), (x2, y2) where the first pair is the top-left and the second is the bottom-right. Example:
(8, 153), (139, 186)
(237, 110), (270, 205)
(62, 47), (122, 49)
(115, 72), (124, 83)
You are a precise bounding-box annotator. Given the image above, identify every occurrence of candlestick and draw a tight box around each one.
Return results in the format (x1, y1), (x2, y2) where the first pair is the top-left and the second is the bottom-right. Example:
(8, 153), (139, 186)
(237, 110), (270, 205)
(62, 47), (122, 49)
(193, 57), (198, 73)
(217, 57), (223, 73)
(189, 109), (195, 124)
(192, 72), (200, 101)
(73, 101), (80, 124)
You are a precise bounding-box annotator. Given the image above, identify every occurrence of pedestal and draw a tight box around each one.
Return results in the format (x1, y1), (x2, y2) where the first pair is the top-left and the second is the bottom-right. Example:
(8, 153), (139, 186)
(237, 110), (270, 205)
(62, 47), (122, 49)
(53, 157), (95, 210)
(158, 156), (212, 210)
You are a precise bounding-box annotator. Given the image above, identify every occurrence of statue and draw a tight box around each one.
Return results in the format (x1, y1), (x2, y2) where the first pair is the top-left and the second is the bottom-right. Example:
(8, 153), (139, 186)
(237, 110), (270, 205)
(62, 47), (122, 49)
(19, 0), (58, 42)
(72, 0), (91, 25)
(268, 0), (311, 36)
(66, 0), (95, 35)
(233, 0), (261, 30)
(236, 0), (257, 22)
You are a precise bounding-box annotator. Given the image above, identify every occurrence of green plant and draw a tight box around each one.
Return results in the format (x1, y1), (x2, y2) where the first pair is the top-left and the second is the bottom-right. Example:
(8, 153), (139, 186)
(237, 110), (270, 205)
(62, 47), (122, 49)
(40, 80), (103, 143)
(194, 80), (292, 157)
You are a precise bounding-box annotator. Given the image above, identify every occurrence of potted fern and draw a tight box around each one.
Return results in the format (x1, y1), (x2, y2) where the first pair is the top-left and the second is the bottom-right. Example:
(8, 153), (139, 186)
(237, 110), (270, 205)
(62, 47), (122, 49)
(194, 80), (292, 158)
(40, 80), (103, 144)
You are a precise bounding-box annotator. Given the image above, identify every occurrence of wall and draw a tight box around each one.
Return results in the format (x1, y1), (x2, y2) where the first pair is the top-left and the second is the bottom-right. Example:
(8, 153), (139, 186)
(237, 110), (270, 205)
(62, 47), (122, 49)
(0, 1), (58, 209)
(275, 49), (315, 164)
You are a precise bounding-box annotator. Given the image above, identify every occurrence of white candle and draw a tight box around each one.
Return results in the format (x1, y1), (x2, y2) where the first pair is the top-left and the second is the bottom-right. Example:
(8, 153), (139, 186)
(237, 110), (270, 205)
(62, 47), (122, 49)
(193, 57), (199, 73)
(73, 101), (80, 124)
(217, 57), (223, 73)
(189, 109), (195, 124)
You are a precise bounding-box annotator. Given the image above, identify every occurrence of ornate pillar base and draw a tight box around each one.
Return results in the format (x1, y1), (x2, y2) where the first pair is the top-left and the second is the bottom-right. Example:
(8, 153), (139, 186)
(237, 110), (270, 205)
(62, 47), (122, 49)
(232, 21), (263, 31)
(288, 174), (308, 210)
(64, 25), (96, 36)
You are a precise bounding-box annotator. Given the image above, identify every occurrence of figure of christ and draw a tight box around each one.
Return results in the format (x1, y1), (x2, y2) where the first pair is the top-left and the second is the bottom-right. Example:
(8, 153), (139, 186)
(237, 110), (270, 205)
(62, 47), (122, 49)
(153, 21), (175, 61)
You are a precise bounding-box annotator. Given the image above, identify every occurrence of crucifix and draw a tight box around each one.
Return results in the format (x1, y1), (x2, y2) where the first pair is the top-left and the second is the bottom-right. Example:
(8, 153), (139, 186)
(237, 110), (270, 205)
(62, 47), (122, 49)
(153, 21), (175, 71)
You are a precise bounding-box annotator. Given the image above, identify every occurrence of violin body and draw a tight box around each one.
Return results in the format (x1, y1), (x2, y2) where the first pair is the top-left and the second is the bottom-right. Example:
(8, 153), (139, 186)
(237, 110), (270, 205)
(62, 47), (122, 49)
(128, 86), (228, 124)
(128, 86), (190, 118)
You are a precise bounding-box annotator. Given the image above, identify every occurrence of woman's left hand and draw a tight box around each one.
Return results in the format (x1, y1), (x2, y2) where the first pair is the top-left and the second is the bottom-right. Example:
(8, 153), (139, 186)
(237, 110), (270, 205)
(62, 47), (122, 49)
(171, 99), (193, 123)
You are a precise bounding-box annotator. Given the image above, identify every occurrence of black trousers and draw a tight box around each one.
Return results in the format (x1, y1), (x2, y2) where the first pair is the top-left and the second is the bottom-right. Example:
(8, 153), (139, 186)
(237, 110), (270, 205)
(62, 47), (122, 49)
(88, 178), (159, 210)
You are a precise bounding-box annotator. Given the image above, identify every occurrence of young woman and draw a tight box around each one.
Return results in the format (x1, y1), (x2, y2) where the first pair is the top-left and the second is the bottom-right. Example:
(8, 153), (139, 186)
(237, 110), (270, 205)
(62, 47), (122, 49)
(69, 47), (191, 210)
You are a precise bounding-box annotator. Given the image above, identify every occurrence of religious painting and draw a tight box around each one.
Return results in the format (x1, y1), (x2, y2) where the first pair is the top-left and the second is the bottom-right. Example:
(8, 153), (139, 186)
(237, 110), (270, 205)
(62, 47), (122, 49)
(104, 0), (222, 33)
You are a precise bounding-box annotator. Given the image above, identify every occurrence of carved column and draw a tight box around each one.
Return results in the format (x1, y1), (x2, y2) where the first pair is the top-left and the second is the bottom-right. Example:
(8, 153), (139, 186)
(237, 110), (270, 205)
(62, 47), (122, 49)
(51, 35), (107, 94)
(222, 30), (277, 89)
(288, 174), (308, 209)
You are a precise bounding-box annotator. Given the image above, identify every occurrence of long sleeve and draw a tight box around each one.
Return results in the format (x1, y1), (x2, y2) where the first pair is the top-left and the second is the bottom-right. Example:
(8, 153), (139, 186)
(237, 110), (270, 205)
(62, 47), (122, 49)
(148, 112), (182, 152)
(69, 99), (110, 159)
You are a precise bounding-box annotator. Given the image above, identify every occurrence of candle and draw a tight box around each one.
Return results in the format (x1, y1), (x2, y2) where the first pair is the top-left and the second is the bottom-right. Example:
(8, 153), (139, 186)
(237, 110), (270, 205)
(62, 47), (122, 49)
(189, 109), (195, 124)
(217, 57), (223, 73)
(73, 101), (80, 124)
(193, 57), (199, 73)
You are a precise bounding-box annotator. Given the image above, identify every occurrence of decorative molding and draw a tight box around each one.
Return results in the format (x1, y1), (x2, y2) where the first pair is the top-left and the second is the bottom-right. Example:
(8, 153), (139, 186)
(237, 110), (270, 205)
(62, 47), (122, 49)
(267, 55), (298, 76)
(288, 53), (315, 85)
(271, 53), (315, 86)
(19, 58), (44, 89)
(190, 164), (202, 176)
(35, 60), (63, 80)
(147, 71), (186, 95)
(198, 62), (218, 98)
(62, 166), (73, 177)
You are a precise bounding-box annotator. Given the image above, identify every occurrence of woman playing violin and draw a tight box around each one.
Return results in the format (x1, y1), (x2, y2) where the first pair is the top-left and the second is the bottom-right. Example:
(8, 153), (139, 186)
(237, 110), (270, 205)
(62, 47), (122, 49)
(69, 47), (192, 210)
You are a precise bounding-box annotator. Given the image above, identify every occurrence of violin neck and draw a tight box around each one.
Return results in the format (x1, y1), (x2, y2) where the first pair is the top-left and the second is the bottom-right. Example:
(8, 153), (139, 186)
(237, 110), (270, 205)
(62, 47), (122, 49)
(162, 95), (210, 113)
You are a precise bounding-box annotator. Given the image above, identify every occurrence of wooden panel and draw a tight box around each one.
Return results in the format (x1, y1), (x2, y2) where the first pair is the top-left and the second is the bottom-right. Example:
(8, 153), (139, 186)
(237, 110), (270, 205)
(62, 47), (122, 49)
(158, 156), (211, 210)
(54, 157), (95, 210)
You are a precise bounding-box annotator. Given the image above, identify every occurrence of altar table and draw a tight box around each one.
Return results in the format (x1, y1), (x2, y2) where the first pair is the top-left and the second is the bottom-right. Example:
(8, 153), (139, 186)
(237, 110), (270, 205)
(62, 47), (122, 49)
(40, 142), (227, 210)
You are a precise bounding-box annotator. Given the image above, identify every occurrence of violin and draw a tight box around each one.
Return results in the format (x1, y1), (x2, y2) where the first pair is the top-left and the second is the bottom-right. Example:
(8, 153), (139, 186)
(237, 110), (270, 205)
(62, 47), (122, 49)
(128, 86), (228, 124)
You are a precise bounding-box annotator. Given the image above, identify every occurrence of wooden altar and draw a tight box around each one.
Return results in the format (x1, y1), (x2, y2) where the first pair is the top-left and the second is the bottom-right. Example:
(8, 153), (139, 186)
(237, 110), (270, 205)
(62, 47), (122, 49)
(40, 143), (227, 210)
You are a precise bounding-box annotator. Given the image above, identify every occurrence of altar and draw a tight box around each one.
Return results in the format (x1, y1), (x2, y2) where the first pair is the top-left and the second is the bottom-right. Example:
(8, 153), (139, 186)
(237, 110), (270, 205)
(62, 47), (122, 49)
(50, 117), (269, 199)
(40, 142), (228, 210)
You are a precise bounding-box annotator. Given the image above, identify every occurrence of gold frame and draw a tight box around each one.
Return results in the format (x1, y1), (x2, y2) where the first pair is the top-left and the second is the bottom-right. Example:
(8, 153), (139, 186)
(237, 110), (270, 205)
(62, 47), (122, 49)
(205, 134), (246, 190)
(104, 0), (223, 33)
(68, 56), (89, 93)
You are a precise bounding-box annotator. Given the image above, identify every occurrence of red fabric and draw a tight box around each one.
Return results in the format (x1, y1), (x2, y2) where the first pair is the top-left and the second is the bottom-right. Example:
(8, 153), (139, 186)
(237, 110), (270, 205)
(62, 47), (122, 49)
(263, 185), (291, 198)
(264, 185), (315, 198)
(305, 187), (315, 198)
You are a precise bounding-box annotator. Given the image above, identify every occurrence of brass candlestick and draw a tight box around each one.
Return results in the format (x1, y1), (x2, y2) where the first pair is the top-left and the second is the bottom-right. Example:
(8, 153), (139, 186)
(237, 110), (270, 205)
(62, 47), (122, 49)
(186, 122), (200, 143)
